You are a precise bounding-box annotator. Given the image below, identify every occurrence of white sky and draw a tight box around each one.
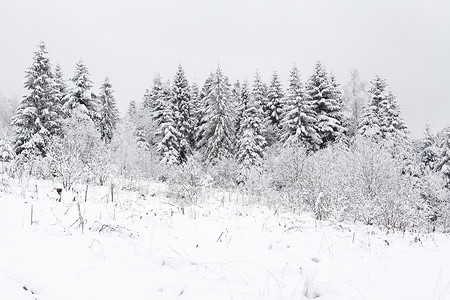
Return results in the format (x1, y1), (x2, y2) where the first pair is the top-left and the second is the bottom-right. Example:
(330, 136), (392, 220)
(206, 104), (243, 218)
(0, 0), (449, 137)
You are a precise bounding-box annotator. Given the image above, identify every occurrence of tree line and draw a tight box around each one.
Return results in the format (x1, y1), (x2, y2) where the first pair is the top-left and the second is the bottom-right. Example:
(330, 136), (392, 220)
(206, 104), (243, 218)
(2, 41), (450, 232)
(8, 41), (409, 166)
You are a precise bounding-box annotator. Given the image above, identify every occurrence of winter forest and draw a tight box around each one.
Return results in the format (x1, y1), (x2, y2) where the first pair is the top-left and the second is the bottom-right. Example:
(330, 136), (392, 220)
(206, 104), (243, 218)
(1, 40), (450, 299)
(2, 41), (449, 231)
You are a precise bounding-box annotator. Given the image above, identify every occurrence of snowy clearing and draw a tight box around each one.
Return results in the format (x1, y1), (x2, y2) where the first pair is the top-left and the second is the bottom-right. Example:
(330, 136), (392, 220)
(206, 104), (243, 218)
(0, 179), (449, 300)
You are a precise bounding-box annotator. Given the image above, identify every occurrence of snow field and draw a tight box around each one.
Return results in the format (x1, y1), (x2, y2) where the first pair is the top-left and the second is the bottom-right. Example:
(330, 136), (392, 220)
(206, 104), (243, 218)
(0, 178), (449, 299)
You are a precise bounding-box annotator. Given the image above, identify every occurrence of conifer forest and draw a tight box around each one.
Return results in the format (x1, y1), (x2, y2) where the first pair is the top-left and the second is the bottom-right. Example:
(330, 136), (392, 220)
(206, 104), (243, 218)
(0, 3), (450, 297)
(3, 42), (448, 232)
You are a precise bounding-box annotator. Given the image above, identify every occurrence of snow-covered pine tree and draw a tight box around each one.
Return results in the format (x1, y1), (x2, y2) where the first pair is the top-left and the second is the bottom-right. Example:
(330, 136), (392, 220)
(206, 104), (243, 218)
(200, 72), (215, 102)
(189, 82), (201, 140)
(190, 81), (201, 117)
(197, 65), (235, 162)
(358, 76), (409, 143)
(280, 66), (320, 150)
(146, 75), (166, 146)
(11, 41), (62, 157)
(145, 74), (163, 111)
(191, 81), (200, 105)
(264, 71), (285, 145)
(329, 73), (347, 128)
(230, 80), (242, 133)
(98, 77), (119, 144)
(62, 60), (99, 123)
(142, 89), (152, 110)
(54, 63), (67, 103)
(381, 91), (409, 142)
(195, 73), (215, 147)
(132, 77), (162, 150)
(195, 73), (214, 146)
(252, 72), (268, 117)
(266, 71), (285, 128)
(306, 62), (345, 148)
(236, 79), (267, 168)
(436, 127), (450, 189)
(420, 125), (439, 173)
(151, 81), (172, 126)
(172, 65), (195, 162)
(232, 80), (242, 102)
(235, 81), (251, 136)
(156, 81), (182, 165)
(358, 76), (388, 140)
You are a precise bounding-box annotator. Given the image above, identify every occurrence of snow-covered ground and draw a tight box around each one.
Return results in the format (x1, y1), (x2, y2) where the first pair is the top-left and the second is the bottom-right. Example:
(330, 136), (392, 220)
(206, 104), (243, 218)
(0, 178), (449, 300)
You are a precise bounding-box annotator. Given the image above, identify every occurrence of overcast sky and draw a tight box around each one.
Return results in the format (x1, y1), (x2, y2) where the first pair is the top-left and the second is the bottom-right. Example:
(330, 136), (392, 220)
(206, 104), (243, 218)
(0, 0), (449, 137)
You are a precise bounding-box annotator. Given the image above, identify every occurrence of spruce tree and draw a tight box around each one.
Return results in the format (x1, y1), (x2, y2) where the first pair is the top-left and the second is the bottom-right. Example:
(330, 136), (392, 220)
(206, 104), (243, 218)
(196, 73), (215, 133)
(436, 127), (450, 188)
(11, 41), (62, 157)
(156, 81), (182, 164)
(358, 76), (408, 143)
(358, 76), (387, 139)
(195, 72), (214, 148)
(197, 65), (235, 161)
(329, 73), (348, 142)
(232, 80), (242, 104)
(200, 72), (215, 101)
(54, 63), (67, 103)
(145, 75), (166, 148)
(190, 82), (201, 140)
(172, 65), (195, 162)
(252, 72), (268, 117)
(420, 125), (439, 173)
(62, 60), (99, 122)
(151, 80), (168, 126)
(306, 62), (345, 148)
(98, 77), (119, 143)
(236, 80), (267, 167)
(190, 82), (202, 150)
(145, 74), (163, 110)
(266, 71), (285, 128)
(142, 89), (152, 110)
(382, 91), (409, 141)
(229, 80), (241, 134)
(235, 81), (251, 136)
(280, 66), (320, 150)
